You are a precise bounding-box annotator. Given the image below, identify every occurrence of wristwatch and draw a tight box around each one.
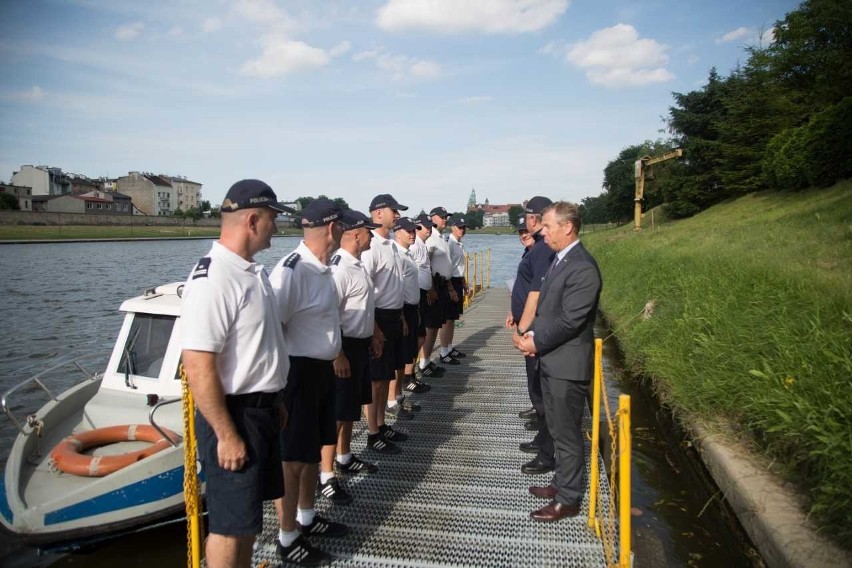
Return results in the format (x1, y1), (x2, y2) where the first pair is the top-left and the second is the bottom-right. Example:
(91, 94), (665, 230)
(516, 327), (526, 336)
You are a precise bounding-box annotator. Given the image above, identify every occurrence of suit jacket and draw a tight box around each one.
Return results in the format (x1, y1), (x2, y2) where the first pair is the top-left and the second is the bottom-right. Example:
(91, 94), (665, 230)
(531, 241), (602, 382)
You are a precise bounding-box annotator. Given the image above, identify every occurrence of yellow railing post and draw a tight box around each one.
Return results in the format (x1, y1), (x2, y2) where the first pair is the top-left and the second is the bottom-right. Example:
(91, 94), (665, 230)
(181, 365), (202, 568)
(618, 395), (632, 568)
(486, 248), (491, 288)
(588, 338), (603, 534)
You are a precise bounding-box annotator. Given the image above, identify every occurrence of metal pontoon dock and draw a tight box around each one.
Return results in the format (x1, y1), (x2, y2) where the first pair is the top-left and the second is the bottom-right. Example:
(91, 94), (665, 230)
(250, 290), (614, 567)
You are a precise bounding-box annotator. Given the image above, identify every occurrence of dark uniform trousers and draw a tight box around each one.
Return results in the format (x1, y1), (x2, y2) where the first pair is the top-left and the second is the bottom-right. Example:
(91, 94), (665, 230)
(526, 356), (554, 465)
(540, 374), (588, 506)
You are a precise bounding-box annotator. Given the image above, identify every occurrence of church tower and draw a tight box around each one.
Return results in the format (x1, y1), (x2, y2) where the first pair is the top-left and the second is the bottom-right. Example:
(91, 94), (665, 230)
(467, 188), (477, 212)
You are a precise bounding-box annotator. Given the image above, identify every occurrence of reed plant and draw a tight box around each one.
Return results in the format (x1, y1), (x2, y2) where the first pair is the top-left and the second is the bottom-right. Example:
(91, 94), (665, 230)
(584, 180), (852, 546)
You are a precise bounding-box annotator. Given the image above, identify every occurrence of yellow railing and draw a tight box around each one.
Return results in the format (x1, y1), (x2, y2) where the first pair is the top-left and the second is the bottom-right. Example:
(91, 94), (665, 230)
(463, 248), (491, 309)
(180, 364), (203, 568)
(588, 337), (633, 568)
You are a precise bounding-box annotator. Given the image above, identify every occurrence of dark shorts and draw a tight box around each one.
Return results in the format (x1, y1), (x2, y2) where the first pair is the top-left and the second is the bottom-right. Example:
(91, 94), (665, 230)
(417, 290), (429, 338)
(370, 308), (406, 381)
(446, 277), (465, 320)
(336, 336), (371, 422)
(403, 303), (419, 363)
(197, 393), (284, 536)
(423, 279), (449, 329)
(280, 357), (336, 463)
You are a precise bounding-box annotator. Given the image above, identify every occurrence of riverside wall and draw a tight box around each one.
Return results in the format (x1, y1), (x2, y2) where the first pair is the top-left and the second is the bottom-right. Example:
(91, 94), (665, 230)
(0, 210), (221, 227)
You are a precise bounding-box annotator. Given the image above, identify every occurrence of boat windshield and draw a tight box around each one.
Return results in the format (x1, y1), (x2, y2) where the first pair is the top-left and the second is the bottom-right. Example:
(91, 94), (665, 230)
(117, 314), (176, 380)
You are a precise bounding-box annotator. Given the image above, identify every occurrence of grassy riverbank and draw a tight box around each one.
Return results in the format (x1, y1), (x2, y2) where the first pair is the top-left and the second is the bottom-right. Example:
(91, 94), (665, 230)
(583, 180), (852, 546)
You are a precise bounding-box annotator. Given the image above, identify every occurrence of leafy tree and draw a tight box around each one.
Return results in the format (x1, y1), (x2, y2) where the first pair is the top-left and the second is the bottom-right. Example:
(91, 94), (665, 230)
(333, 197), (349, 210)
(508, 205), (524, 226)
(0, 193), (19, 210)
(601, 140), (675, 223)
(172, 208), (185, 217)
(184, 207), (203, 220)
(580, 195), (609, 224)
(467, 209), (484, 229)
(200, 200), (212, 212)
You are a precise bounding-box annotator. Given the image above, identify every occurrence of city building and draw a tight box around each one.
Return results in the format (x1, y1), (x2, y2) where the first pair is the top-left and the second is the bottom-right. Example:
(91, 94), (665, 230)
(162, 175), (202, 211)
(11, 165), (72, 196)
(0, 183), (34, 211)
(29, 190), (133, 215)
(116, 172), (176, 216)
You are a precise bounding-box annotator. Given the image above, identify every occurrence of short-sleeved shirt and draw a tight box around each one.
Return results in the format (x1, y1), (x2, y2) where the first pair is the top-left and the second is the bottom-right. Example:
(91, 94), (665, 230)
(361, 230), (404, 310)
(180, 241), (289, 395)
(411, 235), (432, 290)
(330, 248), (375, 339)
(395, 242), (421, 305)
(426, 227), (452, 278)
(510, 230), (555, 322)
(269, 241), (341, 361)
(448, 234), (466, 278)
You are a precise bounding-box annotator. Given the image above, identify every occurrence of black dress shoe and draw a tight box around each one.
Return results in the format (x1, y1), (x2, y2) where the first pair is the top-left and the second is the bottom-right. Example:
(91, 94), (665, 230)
(521, 457), (554, 475)
(530, 500), (581, 522)
(524, 419), (541, 431)
(519, 441), (539, 454)
(528, 485), (558, 499)
(518, 407), (537, 420)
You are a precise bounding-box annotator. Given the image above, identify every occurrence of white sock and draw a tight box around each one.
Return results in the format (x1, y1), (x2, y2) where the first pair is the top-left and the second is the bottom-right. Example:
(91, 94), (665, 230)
(396, 395), (404, 403)
(440, 346), (449, 357)
(448, 344), (454, 352)
(279, 528), (300, 547)
(387, 399), (398, 408)
(337, 452), (353, 465)
(296, 508), (315, 527)
(320, 471), (335, 484)
(419, 359), (428, 370)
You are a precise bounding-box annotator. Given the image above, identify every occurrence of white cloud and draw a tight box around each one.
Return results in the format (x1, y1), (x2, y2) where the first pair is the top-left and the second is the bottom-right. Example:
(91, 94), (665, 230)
(716, 26), (751, 44)
(459, 95), (492, 104)
(353, 48), (441, 82)
(201, 18), (222, 33)
(687, 54), (699, 65)
(168, 26), (183, 37)
(377, 0), (568, 34)
(240, 36), (331, 78)
(26, 86), (45, 101)
(233, 0), (296, 31)
(555, 24), (673, 88)
(5, 85), (46, 103)
(329, 41), (351, 57)
(114, 21), (144, 41)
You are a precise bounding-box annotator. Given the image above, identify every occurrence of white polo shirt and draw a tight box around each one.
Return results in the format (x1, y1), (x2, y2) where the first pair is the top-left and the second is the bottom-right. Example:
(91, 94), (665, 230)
(180, 241), (289, 395)
(411, 235), (432, 290)
(269, 241), (341, 361)
(426, 227), (452, 278)
(330, 248), (375, 339)
(361, 230), (404, 310)
(448, 234), (466, 278)
(395, 242), (421, 305)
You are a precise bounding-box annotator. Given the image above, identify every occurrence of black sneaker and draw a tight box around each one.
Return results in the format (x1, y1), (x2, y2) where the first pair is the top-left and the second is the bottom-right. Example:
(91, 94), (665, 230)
(404, 378), (431, 393)
(379, 424), (409, 442)
(402, 397), (421, 411)
(440, 354), (461, 365)
(335, 454), (377, 475)
(518, 407), (537, 420)
(449, 348), (466, 358)
(385, 403), (414, 420)
(367, 432), (401, 454)
(318, 478), (352, 505)
(277, 535), (332, 566)
(418, 365), (444, 378)
(298, 515), (348, 537)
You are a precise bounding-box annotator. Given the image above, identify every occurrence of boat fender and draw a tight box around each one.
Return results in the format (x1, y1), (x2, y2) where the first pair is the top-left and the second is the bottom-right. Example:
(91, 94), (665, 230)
(49, 425), (181, 477)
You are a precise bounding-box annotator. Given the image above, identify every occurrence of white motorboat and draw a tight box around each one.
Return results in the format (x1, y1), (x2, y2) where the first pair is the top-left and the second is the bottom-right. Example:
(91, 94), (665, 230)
(0, 283), (195, 550)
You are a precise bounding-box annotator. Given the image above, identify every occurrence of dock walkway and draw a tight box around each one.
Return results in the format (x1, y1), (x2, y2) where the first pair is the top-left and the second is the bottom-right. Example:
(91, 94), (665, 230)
(250, 290), (612, 567)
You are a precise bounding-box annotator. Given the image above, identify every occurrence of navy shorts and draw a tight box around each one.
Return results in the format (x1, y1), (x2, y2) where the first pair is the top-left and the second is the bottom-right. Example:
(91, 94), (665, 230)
(370, 308), (405, 381)
(417, 290), (429, 338)
(423, 280), (448, 329)
(336, 336), (371, 422)
(446, 277), (465, 320)
(403, 303), (419, 363)
(196, 395), (284, 536)
(280, 357), (336, 463)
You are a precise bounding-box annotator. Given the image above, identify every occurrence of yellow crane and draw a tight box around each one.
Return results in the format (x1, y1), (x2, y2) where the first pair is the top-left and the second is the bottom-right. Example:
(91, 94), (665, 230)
(634, 149), (683, 230)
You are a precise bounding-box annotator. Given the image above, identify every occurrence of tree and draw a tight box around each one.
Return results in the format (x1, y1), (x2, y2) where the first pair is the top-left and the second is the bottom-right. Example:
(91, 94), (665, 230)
(333, 197), (349, 210)
(172, 208), (185, 217)
(200, 200), (212, 212)
(0, 193), (19, 210)
(601, 140), (675, 223)
(508, 205), (524, 226)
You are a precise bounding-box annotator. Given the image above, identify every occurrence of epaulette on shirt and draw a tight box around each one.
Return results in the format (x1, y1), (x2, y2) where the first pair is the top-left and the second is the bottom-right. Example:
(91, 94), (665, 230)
(192, 257), (211, 279)
(283, 252), (301, 269)
(331, 254), (342, 266)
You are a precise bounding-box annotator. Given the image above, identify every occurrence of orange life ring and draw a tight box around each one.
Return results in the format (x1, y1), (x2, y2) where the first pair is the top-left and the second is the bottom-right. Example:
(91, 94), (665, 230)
(49, 424), (181, 477)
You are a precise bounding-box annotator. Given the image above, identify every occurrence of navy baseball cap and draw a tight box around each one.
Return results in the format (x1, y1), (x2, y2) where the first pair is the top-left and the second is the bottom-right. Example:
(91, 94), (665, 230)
(517, 215), (528, 232)
(451, 217), (467, 228)
(369, 194), (408, 212)
(525, 196), (553, 215)
(393, 217), (417, 232)
(429, 206), (451, 218)
(220, 179), (294, 213)
(301, 197), (342, 228)
(415, 213), (433, 229)
(339, 209), (380, 231)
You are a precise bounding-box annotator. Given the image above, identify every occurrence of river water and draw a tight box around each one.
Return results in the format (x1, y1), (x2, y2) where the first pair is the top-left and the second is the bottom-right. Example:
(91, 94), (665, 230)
(0, 234), (757, 567)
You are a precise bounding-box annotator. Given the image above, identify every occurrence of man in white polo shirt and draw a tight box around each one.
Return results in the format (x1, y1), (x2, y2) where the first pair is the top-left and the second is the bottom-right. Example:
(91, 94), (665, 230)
(442, 216), (469, 361)
(181, 179), (291, 568)
(269, 198), (345, 567)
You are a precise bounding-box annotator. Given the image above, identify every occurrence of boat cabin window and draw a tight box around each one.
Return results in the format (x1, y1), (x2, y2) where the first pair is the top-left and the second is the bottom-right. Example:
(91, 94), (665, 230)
(117, 314), (176, 379)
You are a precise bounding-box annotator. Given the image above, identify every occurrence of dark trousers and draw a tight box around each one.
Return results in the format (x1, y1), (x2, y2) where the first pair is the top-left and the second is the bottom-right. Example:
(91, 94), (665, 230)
(526, 356), (554, 465)
(541, 374), (588, 506)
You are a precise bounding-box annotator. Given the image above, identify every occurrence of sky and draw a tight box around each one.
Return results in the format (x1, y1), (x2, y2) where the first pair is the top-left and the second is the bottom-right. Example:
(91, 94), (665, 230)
(0, 0), (799, 215)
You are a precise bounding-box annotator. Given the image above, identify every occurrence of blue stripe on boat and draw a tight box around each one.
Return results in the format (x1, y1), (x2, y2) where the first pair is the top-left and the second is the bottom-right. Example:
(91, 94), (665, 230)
(0, 480), (14, 523)
(45, 466), (184, 525)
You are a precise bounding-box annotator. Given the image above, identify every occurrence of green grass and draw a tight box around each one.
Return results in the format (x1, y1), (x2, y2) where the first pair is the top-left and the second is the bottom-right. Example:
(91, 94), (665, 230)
(584, 180), (852, 546)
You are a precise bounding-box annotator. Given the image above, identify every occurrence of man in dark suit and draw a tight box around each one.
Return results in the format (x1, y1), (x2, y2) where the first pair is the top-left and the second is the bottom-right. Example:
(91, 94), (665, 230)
(513, 201), (602, 522)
